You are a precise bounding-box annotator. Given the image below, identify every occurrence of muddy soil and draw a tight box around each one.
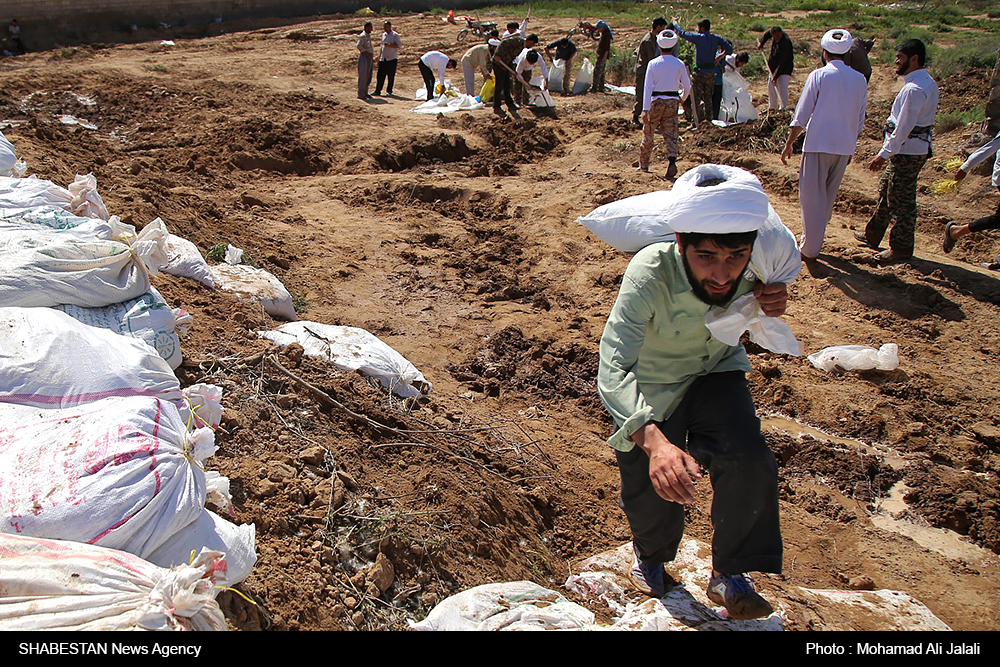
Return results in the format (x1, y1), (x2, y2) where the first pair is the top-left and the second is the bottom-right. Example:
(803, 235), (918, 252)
(3, 12), (1000, 631)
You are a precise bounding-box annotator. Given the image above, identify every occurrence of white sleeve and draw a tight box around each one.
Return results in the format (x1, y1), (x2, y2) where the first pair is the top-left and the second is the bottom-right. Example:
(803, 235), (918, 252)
(960, 132), (1000, 173)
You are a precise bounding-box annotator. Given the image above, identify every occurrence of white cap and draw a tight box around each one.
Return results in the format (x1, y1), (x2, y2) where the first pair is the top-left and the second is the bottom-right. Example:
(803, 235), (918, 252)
(657, 29), (678, 50)
(821, 28), (853, 55)
(664, 164), (770, 234)
(488, 38), (501, 47)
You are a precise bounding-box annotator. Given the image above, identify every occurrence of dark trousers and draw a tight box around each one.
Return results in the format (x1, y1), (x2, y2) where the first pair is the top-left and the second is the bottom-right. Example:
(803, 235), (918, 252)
(713, 83), (723, 120)
(375, 59), (397, 95)
(493, 64), (516, 112)
(418, 60), (437, 98)
(615, 371), (782, 575)
(969, 194), (1000, 233)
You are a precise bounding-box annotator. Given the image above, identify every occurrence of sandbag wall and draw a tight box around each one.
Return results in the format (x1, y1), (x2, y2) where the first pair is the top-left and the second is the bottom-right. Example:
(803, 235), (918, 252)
(0, 169), (256, 630)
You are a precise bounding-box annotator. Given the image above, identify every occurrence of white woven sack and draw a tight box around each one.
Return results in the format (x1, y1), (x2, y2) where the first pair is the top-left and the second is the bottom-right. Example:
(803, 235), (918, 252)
(572, 57), (594, 95)
(146, 510), (257, 588)
(0, 535), (227, 631)
(55, 285), (189, 369)
(0, 132), (16, 177)
(0, 307), (219, 425)
(720, 69), (759, 124)
(0, 218), (168, 308)
(0, 206), (134, 241)
(576, 190), (679, 252)
(0, 395), (222, 559)
(211, 262), (296, 321)
(162, 232), (216, 287)
(547, 58), (566, 91)
(258, 321), (431, 397)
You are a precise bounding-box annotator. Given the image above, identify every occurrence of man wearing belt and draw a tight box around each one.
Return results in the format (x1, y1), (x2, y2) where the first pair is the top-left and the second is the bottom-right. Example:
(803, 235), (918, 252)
(598, 174), (786, 620)
(639, 30), (691, 179)
(633, 17), (669, 126)
(672, 17), (732, 127)
(781, 29), (868, 277)
(856, 39), (938, 264)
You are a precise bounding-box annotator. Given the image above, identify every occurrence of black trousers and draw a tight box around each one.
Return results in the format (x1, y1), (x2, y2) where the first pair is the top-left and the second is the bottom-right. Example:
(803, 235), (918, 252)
(417, 60), (436, 98)
(713, 84), (723, 120)
(969, 196), (1000, 233)
(493, 64), (516, 112)
(375, 59), (397, 95)
(615, 371), (782, 575)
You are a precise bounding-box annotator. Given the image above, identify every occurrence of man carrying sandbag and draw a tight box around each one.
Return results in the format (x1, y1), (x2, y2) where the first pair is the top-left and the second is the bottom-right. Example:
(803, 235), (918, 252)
(598, 173), (787, 620)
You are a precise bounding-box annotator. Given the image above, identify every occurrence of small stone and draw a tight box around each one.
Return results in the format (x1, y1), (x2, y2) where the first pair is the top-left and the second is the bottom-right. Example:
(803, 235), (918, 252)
(267, 462), (296, 482)
(276, 394), (295, 409)
(282, 343), (304, 366)
(343, 596), (357, 609)
(421, 592), (438, 608)
(257, 479), (279, 497)
(299, 446), (326, 466)
(330, 604), (345, 618)
(848, 576), (876, 591)
(366, 553), (395, 594)
(351, 611), (365, 627)
(410, 543), (425, 557)
(336, 470), (358, 490)
(366, 582), (381, 598)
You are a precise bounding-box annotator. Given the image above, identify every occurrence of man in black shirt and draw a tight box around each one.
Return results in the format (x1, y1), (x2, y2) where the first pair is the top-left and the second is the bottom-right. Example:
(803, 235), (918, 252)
(545, 37), (577, 95)
(757, 27), (794, 111)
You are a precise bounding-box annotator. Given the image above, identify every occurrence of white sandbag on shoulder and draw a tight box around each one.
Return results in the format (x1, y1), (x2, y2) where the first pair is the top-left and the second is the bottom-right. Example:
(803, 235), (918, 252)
(410, 581), (596, 631)
(0, 218), (167, 308)
(211, 263), (296, 321)
(0, 535), (228, 631)
(577, 190), (680, 252)
(0, 308), (218, 425)
(145, 510), (257, 588)
(163, 231), (216, 287)
(572, 57), (594, 95)
(55, 285), (189, 369)
(0, 395), (223, 560)
(258, 321), (431, 397)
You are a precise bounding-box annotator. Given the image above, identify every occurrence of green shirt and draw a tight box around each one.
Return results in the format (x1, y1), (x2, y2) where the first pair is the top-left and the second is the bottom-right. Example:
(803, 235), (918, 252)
(598, 242), (753, 451)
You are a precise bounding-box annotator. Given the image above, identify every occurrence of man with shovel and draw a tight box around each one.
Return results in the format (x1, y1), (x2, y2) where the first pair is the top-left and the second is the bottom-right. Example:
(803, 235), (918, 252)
(757, 26), (794, 111)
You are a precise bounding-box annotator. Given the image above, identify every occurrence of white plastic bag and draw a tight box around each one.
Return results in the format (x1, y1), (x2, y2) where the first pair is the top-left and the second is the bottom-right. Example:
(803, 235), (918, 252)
(211, 263), (296, 321)
(0, 535), (228, 631)
(0, 395), (222, 559)
(67, 173), (110, 220)
(720, 69), (759, 125)
(547, 58), (566, 91)
(55, 285), (189, 369)
(572, 57), (594, 95)
(0, 132), (17, 177)
(807, 344), (899, 372)
(258, 321), (431, 397)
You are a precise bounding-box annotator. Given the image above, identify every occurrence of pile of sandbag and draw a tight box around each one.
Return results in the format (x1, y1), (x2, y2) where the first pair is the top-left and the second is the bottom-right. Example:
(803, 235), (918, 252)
(576, 164), (802, 355)
(0, 154), (256, 630)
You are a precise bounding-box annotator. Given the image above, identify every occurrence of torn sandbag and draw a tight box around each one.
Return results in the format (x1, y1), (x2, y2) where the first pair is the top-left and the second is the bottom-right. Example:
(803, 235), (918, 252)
(258, 321), (431, 397)
(0, 218), (167, 308)
(55, 285), (190, 369)
(0, 535), (228, 631)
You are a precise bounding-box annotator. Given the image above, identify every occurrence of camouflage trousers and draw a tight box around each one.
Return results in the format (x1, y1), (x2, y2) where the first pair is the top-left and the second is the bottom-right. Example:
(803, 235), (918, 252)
(862, 153), (928, 256)
(639, 98), (679, 169)
(692, 71), (715, 125)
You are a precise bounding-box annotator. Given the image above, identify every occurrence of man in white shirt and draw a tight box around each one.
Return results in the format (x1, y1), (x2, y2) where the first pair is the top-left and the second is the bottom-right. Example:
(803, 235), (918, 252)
(855, 39), (938, 263)
(501, 14), (529, 39)
(780, 29), (868, 276)
(373, 21), (401, 97)
(638, 30), (691, 179)
(418, 51), (458, 99)
(514, 48), (548, 106)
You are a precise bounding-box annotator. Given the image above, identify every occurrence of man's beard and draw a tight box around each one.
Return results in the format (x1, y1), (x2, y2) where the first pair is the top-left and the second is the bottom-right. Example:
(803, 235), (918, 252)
(682, 253), (744, 306)
(896, 60), (909, 76)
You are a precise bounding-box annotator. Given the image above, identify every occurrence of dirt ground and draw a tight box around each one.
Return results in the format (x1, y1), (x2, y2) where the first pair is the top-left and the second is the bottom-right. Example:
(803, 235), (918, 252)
(2, 12), (1000, 631)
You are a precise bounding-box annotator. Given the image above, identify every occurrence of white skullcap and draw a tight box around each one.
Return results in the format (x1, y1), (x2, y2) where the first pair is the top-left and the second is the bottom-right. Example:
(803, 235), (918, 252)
(657, 29), (678, 50)
(664, 164), (770, 233)
(821, 28), (852, 55)
(488, 38), (501, 47)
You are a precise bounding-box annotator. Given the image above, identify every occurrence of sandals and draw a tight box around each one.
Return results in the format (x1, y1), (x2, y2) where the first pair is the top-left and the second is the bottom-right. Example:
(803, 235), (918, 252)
(943, 221), (956, 253)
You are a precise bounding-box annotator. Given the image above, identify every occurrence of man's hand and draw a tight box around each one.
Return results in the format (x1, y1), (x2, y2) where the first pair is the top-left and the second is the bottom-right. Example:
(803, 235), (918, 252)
(868, 155), (887, 172)
(954, 167), (967, 182)
(753, 281), (788, 317)
(780, 140), (794, 166)
(633, 424), (702, 504)
(781, 127), (802, 166)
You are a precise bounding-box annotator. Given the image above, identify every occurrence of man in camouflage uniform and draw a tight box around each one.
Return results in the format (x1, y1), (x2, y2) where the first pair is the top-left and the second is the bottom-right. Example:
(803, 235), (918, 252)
(493, 32), (532, 118)
(856, 40), (938, 263)
(633, 17), (668, 125)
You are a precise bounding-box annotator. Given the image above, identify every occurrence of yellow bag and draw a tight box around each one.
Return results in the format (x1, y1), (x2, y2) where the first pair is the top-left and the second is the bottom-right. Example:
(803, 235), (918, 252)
(480, 76), (495, 104)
